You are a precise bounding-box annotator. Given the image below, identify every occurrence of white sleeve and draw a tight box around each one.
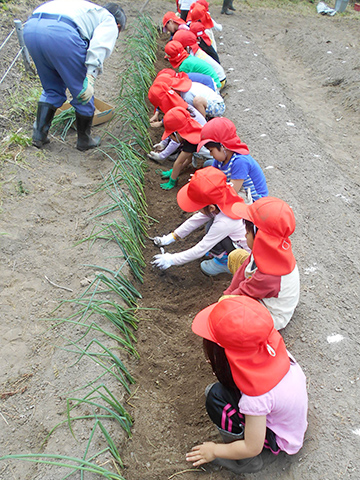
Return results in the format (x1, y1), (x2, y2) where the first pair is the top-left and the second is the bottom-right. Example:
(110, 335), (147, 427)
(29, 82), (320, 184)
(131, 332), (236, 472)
(85, 10), (118, 77)
(172, 214), (234, 266)
(173, 211), (209, 239)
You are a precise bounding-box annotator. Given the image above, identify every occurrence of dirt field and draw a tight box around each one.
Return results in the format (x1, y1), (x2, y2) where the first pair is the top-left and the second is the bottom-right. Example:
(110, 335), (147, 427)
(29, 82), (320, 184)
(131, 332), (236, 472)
(1, 1), (359, 479)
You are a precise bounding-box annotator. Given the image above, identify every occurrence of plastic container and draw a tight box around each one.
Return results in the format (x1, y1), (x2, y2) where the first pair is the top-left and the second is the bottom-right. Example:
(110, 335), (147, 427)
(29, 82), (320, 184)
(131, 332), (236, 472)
(335, 0), (349, 13)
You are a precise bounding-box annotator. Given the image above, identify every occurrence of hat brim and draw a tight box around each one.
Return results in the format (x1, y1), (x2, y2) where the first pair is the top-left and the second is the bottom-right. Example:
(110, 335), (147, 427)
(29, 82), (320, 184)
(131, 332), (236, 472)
(191, 303), (218, 342)
(197, 137), (217, 152)
(171, 77), (192, 92)
(231, 201), (253, 220)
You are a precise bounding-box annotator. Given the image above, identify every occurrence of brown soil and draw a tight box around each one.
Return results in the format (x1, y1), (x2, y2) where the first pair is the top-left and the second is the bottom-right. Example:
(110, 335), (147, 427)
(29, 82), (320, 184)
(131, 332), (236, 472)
(1, 1), (359, 480)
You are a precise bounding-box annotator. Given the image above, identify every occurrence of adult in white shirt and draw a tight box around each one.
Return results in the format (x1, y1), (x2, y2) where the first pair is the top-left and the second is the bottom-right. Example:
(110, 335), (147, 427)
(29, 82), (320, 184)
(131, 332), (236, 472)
(24, 1), (126, 151)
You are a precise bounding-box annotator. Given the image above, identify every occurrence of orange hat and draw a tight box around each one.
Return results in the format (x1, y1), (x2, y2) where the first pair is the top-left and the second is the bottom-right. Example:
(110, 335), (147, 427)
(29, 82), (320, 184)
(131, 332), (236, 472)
(177, 166), (244, 219)
(189, 21), (212, 46)
(148, 81), (188, 114)
(232, 197), (297, 276)
(173, 30), (200, 54)
(162, 106), (202, 144)
(197, 117), (249, 155)
(187, 3), (213, 29)
(192, 296), (290, 396)
(162, 12), (186, 32)
(164, 40), (189, 68)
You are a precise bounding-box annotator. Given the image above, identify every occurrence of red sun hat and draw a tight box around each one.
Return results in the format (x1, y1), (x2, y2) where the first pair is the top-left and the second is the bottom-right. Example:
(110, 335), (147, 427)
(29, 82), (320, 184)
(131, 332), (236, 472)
(197, 117), (250, 155)
(192, 296), (290, 396)
(177, 166), (244, 219)
(187, 3), (213, 29)
(164, 40), (189, 68)
(231, 197), (297, 276)
(173, 30), (200, 53)
(154, 70), (192, 93)
(162, 106), (202, 144)
(148, 81), (188, 114)
(196, 0), (210, 10)
(162, 12), (186, 32)
(189, 21), (212, 46)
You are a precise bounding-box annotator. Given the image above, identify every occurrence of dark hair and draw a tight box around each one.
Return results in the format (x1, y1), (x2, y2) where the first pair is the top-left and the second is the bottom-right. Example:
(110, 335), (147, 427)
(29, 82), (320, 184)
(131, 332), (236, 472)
(204, 141), (222, 150)
(202, 204), (220, 218)
(104, 3), (127, 31)
(244, 219), (257, 236)
(203, 338), (238, 391)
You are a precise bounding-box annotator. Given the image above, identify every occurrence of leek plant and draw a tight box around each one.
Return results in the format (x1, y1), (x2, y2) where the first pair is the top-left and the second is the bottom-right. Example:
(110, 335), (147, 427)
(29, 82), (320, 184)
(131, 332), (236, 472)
(0, 14), (159, 479)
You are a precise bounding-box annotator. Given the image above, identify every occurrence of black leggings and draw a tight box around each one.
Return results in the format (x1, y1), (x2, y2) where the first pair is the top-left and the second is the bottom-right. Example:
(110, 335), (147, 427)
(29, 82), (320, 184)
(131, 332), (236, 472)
(205, 382), (280, 454)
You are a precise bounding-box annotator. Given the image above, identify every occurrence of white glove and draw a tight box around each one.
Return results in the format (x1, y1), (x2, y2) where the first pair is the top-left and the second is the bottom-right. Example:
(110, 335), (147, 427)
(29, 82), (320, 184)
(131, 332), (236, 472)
(213, 20), (223, 32)
(153, 233), (175, 247)
(77, 74), (96, 104)
(151, 252), (174, 270)
(147, 151), (165, 163)
(153, 142), (165, 152)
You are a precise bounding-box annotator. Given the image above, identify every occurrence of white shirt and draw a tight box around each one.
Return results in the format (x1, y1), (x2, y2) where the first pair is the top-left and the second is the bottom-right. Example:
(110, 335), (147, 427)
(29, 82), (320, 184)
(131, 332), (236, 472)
(181, 82), (223, 105)
(171, 211), (247, 266)
(34, 0), (118, 77)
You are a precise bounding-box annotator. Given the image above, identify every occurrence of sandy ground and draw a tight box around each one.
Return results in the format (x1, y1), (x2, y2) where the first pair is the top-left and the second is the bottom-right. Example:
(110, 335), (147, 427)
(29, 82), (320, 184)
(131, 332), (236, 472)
(1, 1), (360, 479)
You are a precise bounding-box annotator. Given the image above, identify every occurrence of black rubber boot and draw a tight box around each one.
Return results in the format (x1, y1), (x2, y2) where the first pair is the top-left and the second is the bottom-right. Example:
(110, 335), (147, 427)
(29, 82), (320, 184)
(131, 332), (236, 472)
(229, 0), (236, 11)
(75, 112), (101, 151)
(32, 102), (56, 148)
(221, 0), (234, 14)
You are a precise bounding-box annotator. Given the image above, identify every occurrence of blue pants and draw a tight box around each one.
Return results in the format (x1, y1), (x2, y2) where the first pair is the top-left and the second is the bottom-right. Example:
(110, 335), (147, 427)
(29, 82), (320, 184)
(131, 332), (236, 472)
(24, 16), (94, 116)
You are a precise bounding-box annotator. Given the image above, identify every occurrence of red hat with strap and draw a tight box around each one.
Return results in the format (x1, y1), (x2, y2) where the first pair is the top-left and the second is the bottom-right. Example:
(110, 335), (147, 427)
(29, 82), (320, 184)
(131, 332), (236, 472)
(162, 106), (202, 144)
(192, 296), (290, 396)
(173, 30), (200, 54)
(148, 81), (188, 114)
(197, 117), (250, 155)
(177, 166), (244, 219)
(188, 3), (213, 29)
(164, 40), (189, 68)
(231, 197), (297, 276)
(189, 21), (212, 46)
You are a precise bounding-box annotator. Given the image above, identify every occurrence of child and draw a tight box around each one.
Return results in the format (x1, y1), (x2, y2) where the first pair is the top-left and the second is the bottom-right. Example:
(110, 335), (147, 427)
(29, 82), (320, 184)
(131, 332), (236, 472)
(147, 80), (206, 163)
(165, 40), (221, 90)
(186, 296), (308, 474)
(197, 117), (268, 199)
(176, 78), (225, 119)
(190, 21), (220, 64)
(220, 196), (300, 330)
(156, 106), (203, 190)
(187, 2), (218, 51)
(162, 11), (189, 35)
(151, 167), (248, 274)
(173, 30), (226, 89)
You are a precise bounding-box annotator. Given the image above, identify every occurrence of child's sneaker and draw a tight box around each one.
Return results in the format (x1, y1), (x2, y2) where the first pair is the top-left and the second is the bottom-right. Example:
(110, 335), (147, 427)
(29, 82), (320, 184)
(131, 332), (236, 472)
(200, 258), (231, 276)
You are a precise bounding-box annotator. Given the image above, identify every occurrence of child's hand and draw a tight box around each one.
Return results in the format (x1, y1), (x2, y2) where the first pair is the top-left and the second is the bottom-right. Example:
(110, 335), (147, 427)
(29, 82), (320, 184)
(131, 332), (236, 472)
(150, 120), (163, 128)
(153, 233), (175, 247)
(186, 442), (217, 467)
(151, 252), (174, 270)
(152, 142), (165, 152)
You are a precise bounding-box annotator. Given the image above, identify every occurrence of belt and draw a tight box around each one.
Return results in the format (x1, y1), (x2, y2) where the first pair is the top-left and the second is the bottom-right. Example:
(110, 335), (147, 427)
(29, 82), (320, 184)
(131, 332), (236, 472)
(31, 12), (78, 31)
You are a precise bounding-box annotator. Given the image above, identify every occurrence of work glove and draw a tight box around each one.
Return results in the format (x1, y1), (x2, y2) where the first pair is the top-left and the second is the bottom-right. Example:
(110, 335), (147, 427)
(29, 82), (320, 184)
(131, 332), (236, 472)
(152, 233), (176, 247)
(77, 74), (96, 104)
(152, 142), (165, 152)
(147, 151), (165, 163)
(151, 252), (174, 270)
(160, 177), (177, 190)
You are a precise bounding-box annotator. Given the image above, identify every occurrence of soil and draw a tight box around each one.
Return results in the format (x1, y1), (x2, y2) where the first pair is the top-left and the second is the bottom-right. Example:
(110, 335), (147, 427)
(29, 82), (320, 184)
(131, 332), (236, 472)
(1, 1), (360, 480)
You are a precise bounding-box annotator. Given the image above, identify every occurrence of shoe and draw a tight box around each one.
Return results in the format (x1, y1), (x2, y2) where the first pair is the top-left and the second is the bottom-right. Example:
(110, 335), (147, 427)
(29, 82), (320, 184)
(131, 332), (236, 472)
(200, 259), (231, 276)
(75, 112), (101, 151)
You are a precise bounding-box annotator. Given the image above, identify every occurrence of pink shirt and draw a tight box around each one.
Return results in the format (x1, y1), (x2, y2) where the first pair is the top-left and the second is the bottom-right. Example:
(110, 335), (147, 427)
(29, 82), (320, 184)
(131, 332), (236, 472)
(239, 356), (308, 454)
